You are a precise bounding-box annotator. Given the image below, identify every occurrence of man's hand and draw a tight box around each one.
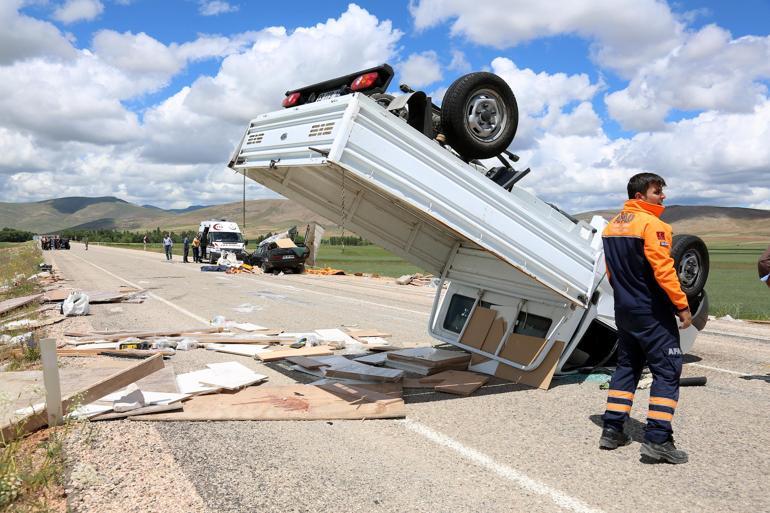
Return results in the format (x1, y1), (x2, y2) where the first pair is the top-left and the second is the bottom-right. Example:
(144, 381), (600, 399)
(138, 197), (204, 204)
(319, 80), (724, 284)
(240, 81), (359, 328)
(677, 308), (692, 330)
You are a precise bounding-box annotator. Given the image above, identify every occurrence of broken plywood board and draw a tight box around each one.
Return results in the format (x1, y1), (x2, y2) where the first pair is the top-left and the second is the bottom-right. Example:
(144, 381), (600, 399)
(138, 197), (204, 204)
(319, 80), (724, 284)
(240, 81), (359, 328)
(353, 352), (389, 366)
(90, 403), (183, 421)
(131, 383), (406, 421)
(323, 361), (404, 383)
(384, 358), (469, 376)
(0, 293), (42, 317)
(70, 327), (224, 344)
(494, 341), (565, 390)
(205, 343), (270, 357)
(1, 353), (164, 443)
(386, 347), (471, 368)
(459, 306), (496, 350)
(345, 328), (392, 339)
(285, 356), (330, 369)
(402, 370), (489, 396)
(472, 317), (508, 365)
(257, 345), (333, 362)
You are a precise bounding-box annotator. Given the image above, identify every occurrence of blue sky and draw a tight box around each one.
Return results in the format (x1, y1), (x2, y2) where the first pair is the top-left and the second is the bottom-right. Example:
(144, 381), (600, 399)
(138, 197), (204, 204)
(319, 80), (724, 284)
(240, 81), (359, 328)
(2, 0), (770, 212)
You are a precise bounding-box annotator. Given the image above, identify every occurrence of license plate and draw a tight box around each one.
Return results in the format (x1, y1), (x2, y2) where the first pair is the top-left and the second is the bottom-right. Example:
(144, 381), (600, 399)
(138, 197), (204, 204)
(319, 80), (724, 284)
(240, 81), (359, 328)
(282, 255), (294, 260)
(317, 90), (341, 101)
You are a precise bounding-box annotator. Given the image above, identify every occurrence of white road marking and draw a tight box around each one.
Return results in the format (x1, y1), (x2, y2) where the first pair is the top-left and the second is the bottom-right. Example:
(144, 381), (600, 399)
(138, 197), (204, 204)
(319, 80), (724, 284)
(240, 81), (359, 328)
(69, 253), (210, 326)
(702, 329), (769, 344)
(401, 419), (605, 513)
(688, 363), (750, 376)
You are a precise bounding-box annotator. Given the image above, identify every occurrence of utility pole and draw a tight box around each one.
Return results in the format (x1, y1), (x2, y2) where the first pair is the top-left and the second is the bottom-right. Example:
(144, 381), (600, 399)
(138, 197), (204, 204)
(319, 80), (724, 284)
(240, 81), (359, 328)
(242, 171), (246, 230)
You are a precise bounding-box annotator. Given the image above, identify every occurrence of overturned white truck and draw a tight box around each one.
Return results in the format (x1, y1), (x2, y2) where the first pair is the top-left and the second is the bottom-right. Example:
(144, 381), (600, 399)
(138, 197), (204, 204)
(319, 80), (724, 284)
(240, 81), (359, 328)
(228, 67), (709, 381)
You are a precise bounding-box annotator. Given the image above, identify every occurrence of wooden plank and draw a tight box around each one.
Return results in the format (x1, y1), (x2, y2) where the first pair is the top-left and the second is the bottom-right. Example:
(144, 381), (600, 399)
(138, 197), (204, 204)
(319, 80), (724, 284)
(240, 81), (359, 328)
(257, 345), (333, 362)
(1, 354), (164, 443)
(384, 358), (468, 376)
(191, 336), (296, 345)
(0, 294), (42, 316)
(285, 356), (330, 369)
(494, 341), (565, 390)
(90, 403), (183, 421)
(345, 328), (392, 338)
(57, 349), (174, 358)
(69, 327), (224, 343)
(130, 383), (406, 421)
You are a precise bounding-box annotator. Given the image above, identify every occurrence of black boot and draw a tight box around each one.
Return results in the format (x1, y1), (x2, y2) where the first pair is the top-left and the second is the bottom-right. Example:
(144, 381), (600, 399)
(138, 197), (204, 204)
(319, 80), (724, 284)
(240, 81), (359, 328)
(599, 427), (631, 450)
(640, 437), (688, 464)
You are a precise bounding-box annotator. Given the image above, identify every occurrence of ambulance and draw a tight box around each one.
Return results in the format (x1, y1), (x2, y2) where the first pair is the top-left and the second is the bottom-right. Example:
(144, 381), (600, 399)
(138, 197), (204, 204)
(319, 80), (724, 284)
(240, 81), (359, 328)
(197, 220), (246, 263)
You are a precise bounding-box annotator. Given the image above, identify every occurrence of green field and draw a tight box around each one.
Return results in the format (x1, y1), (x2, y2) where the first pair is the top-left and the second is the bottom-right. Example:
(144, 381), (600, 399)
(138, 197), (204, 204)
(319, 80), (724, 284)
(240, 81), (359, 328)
(705, 244), (770, 319)
(0, 241), (22, 248)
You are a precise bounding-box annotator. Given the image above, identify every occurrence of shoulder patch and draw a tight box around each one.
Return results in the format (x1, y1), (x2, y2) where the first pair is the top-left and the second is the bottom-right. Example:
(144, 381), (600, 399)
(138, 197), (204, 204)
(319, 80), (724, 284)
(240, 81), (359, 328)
(660, 241), (669, 247)
(656, 231), (666, 240)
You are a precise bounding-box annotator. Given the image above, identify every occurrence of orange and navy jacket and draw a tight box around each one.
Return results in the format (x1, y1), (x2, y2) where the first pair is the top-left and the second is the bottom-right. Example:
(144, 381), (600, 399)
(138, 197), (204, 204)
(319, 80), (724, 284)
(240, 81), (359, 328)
(602, 199), (689, 315)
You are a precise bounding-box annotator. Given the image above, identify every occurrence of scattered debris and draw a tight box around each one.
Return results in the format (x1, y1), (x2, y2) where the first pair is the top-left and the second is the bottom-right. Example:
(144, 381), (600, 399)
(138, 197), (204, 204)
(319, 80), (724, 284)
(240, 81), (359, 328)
(384, 347), (472, 376)
(305, 267), (346, 275)
(395, 273), (434, 286)
(61, 291), (90, 316)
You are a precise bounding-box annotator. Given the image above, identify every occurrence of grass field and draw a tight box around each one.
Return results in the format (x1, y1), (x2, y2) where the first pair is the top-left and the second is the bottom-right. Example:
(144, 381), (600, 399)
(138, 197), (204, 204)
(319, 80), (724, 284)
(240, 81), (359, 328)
(704, 244), (770, 319)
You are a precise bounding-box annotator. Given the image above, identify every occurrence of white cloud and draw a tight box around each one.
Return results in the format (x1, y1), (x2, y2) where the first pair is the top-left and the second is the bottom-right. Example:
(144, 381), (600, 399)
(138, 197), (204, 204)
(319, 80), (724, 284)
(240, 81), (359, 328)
(410, 0), (683, 77)
(489, 57), (602, 148)
(447, 49), (470, 73)
(606, 25), (770, 131)
(199, 1), (238, 16)
(52, 0), (104, 24)
(140, 4), (402, 166)
(398, 50), (443, 88)
(0, 0), (77, 64)
(514, 100), (770, 212)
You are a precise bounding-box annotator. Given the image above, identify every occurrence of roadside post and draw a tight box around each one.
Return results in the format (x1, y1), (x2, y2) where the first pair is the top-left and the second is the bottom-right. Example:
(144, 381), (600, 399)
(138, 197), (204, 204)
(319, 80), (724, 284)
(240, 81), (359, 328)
(40, 338), (63, 426)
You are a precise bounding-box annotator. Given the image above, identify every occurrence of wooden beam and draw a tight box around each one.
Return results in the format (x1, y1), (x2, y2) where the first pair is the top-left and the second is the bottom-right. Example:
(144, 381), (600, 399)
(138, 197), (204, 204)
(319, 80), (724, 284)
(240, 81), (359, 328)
(1, 353), (164, 444)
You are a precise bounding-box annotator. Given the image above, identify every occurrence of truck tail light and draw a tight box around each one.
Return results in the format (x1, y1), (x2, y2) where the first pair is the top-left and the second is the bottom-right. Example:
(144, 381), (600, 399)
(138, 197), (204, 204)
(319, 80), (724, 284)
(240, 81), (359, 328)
(282, 92), (301, 107)
(351, 72), (378, 91)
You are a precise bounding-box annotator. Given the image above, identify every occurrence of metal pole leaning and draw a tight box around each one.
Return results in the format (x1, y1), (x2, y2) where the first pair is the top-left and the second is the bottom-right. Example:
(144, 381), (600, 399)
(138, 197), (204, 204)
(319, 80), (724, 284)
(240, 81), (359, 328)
(40, 338), (63, 427)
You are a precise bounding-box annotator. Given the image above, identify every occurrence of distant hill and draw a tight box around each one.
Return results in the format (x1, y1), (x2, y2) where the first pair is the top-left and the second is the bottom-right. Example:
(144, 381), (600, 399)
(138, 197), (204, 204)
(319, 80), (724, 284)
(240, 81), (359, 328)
(0, 196), (331, 238)
(2, 195), (769, 244)
(577, 205), (770, 244)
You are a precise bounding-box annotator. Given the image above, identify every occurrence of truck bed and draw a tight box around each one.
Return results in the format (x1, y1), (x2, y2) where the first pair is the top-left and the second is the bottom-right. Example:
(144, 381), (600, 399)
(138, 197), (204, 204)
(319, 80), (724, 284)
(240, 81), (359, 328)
(230, 93), (605, 306)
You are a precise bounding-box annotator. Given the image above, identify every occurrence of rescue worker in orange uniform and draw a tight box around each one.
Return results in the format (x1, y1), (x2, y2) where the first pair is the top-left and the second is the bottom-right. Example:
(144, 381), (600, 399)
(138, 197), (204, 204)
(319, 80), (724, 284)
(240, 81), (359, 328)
(599, 173), (692, 464)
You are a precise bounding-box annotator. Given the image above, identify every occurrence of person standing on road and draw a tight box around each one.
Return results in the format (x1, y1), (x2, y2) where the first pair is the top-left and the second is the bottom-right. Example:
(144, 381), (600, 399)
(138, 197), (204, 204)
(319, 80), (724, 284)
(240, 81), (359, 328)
(192, 234), (201, 263)
(143, 234), (148, 251)
(163, 233), (173, 261)
(599, 173), (692, 464)
(183, 235), (190, 263)
(84, 236), (88, 250)
(758, 244), (770, 287)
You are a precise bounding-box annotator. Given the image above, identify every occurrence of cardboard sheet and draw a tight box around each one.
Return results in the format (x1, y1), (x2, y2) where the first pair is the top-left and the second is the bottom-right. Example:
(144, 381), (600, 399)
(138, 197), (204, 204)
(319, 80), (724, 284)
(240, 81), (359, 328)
(131, 383), (406, 421)
(459, 306), (496, 350)
(494, 341), (565, 390)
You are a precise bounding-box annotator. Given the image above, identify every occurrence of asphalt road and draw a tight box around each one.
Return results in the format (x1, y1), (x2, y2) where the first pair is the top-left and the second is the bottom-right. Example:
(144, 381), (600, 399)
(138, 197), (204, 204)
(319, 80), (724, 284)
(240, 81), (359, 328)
(48, 244), (770, 513)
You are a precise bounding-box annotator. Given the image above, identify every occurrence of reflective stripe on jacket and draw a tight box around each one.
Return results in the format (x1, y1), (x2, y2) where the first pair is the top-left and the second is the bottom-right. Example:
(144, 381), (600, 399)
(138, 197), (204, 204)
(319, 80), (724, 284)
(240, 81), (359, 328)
(602, 199), (688, 314)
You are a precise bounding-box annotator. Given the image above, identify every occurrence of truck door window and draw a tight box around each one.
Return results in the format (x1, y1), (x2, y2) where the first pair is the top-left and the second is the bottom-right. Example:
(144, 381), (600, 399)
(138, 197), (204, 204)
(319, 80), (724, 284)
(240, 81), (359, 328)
(514, 311), (552, 338)
(442, 295), (493, 334)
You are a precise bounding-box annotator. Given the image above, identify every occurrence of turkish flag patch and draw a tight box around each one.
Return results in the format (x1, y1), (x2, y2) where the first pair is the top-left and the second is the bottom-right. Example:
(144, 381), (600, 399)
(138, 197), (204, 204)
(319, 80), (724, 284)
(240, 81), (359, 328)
(656, 231), (666, 240)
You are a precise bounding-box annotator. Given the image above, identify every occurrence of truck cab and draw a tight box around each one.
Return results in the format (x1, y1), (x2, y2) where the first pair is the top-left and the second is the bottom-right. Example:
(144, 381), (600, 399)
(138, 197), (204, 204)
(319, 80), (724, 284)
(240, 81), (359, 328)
(198, 220), (246, 263)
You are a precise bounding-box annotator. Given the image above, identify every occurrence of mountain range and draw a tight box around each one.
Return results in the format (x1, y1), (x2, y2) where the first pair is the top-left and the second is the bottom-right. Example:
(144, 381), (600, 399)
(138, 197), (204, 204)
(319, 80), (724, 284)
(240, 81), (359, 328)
(1, 196), (769, 243)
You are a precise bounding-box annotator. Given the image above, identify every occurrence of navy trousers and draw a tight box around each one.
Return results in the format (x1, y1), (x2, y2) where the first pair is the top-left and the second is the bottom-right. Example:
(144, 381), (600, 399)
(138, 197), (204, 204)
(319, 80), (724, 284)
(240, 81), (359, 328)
(602, 311), (682, 444)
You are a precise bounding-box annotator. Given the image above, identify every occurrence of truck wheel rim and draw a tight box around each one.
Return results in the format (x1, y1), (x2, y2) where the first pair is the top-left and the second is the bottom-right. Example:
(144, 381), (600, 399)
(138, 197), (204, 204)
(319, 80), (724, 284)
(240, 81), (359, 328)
(678, 250), (700, 288)
(465, 88), (507, 142)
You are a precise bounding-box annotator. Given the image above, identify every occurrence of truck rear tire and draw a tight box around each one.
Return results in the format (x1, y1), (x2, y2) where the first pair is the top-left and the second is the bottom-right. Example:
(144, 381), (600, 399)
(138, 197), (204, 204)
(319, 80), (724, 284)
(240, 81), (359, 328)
(440, 72), (518, 160)
(671, 234), (709, 298)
